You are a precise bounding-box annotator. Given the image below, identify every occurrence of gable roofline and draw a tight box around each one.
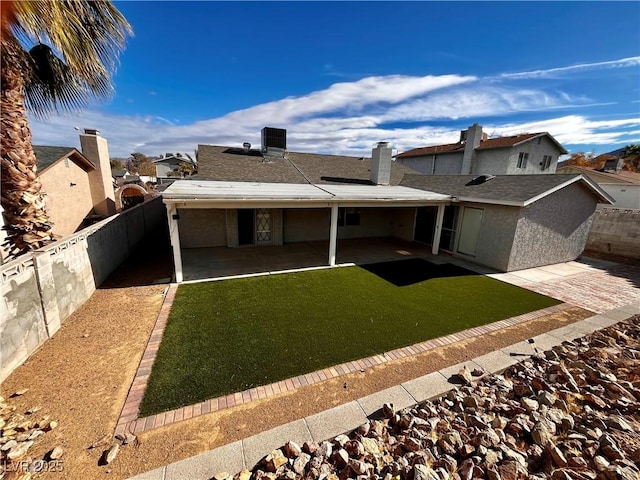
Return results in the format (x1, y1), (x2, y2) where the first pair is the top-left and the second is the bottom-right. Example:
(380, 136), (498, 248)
(34, 146), (95, 174)
(521, 174), (614, 206)
(556, 165), (639, 185)
(397, 131), (568, 159)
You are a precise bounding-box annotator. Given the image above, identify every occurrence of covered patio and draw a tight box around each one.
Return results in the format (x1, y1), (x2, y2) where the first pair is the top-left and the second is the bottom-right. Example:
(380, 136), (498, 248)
(163, 180), (452, 283)
(180, 237), (452, 282)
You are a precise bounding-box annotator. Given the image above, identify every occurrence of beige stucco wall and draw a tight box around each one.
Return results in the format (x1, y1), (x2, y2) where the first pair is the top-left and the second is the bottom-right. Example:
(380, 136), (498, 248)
(283, 208), (330, 242)
(337, 208), (394, 239)
(39, 160), (95, 237)
(178, 209), (227, 248)
(391, 207), (417, 241)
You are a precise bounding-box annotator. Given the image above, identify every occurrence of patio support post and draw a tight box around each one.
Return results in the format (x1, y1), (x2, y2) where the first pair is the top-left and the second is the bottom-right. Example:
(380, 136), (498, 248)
(432, 204), (445, 255)
(166, 202), (184, 283)
(329, 205), (338, 266)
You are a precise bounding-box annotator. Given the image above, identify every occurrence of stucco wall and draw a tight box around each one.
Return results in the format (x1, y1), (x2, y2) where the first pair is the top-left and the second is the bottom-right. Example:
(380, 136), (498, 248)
(586, 207), (640, 259)
(473, 149), (512, 175)
(507, 182), (597, 271)
(454, 203), (519, 271)
(599, 184), (640, 209)
(392, 208), (417, 241)
(284, 208), (330, 242)
(178, 209), (227, 248)
(398, 153), (463, 175)
(39, 160), (95, 236)
(337, 208), (394, 239)
(1, 197), (166, 382)
(505, 136), (560, 175)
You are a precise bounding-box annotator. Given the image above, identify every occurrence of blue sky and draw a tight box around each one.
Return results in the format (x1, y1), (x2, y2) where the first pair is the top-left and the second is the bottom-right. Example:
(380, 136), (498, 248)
(30, 1), (640, 158)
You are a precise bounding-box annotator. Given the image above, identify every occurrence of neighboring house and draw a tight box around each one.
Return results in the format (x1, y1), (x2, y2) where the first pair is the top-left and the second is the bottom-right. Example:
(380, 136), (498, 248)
(153, 153), (195, 180)
(556, 164), (640, 209)
(34, 130), (116, 237)
(396, 123), (567, 176)
(161, 127), (612, 282)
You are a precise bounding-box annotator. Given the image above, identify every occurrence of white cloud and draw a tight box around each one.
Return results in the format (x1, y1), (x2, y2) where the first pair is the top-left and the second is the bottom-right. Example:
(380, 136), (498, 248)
(28, 56), (640, 158)
(498, 56), (640, 80)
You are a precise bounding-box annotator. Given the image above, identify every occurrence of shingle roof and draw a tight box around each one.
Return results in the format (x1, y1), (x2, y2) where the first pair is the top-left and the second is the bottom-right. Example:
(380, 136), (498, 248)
(556, 165), (640, 185)
(400, 174), (612, 206)
(194, 145), (417, 185)
(396, 132), (567, 159)
(33, 145), (95, 173)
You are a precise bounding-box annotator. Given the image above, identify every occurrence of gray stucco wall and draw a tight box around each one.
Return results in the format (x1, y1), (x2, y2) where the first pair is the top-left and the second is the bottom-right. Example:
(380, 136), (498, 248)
(1, 196), (166, 382)
(507, 182), (597, 271)
(399, 153), (463, 175)
(178, 209), (227, 248)
(505, 136), (560, 175)
(454, 203), (519, 271)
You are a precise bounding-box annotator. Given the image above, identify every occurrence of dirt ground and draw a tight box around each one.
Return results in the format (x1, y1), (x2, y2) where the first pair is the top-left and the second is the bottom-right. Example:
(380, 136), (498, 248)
(1, 244), (596, 480)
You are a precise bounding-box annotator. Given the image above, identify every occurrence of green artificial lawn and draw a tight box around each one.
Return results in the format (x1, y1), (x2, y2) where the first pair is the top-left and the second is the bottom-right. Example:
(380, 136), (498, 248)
(139, 260), (560, 415)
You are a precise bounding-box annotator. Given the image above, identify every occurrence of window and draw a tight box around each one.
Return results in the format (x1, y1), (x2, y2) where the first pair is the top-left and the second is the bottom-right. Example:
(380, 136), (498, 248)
(517, 152), (529, 169)
(540, 155), (552, 171)
(338, 207), (360, 226)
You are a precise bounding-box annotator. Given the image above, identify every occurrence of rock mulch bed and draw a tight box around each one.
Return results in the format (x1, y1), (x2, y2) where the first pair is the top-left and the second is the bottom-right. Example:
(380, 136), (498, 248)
(0, 391), (60, 479)
(235, 316), (640, 480)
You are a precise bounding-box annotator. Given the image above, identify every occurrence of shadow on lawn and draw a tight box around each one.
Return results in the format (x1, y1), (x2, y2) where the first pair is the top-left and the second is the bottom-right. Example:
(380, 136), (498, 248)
(360, 258), (478, 287)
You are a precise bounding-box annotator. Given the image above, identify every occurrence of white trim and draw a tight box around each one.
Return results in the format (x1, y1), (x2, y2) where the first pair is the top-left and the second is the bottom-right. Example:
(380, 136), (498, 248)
(457, 197), (524, 207)
(522, 175), (614, 206)
(432, 204), (445, 255)
(329, 205), (338, 266)
(166, 203), (183, 283)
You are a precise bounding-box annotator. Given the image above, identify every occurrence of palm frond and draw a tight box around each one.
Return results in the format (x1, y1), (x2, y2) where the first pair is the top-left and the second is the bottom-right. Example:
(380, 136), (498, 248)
(5, 0), (132, 117)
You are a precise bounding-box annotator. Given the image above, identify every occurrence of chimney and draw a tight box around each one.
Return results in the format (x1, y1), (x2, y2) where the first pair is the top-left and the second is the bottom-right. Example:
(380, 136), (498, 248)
(79, 129), (116, 216)
(370, 141), (392, 185)
(461, 123), (483, 174)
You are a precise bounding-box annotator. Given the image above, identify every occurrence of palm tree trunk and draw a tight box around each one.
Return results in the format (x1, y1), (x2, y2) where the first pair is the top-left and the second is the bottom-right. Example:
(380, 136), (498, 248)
(1, 56), (53, 259)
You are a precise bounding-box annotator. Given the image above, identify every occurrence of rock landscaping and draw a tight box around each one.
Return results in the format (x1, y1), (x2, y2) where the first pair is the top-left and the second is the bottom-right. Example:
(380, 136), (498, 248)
(239, 316), (640, 480)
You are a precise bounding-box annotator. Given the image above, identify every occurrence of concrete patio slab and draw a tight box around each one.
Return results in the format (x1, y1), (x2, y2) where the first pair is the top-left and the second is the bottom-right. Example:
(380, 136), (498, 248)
(506, 268), (563, 283)
(472, 349), (520, 374)
(582, 314), (623, 329)
(614, 303), (640, 315)
(357, 385), (416, 417)
(164, 441), (244, 480)
(242, 420), (313, 469)
(401, 371), (452, 403)
(538, 263), (589, 277)
(304, 401), (367, 442)
(486, 273), (534, 286)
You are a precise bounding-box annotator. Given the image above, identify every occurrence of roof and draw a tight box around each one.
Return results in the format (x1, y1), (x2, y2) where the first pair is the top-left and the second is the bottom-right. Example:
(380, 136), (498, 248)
(400, 174), (614, 206)
(397, 132), (567, 159)
(556, 165), (640, 185)
(194, 145), (416, 185)
(34, 146), (94, 172)
(163, 180), (450, 205)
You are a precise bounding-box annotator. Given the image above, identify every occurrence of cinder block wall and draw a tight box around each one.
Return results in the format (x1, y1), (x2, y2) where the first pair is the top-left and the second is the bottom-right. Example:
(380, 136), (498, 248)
(0, 197), (166, 381)
(586, 207), (640, 259)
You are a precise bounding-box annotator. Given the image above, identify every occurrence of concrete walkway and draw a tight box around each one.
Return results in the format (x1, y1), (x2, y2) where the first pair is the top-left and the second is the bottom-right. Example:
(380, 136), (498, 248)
(128, 257), (640, 480)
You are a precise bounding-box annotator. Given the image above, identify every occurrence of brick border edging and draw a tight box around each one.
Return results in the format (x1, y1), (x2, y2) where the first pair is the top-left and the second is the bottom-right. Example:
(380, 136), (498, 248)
(115, 290), (572, 436)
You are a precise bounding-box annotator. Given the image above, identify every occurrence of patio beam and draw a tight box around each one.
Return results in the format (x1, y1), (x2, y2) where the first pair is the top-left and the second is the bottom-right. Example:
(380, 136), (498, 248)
(329, 205), (338, 266)
(166, 203), (184, 283)
(432, 204), (445, 255)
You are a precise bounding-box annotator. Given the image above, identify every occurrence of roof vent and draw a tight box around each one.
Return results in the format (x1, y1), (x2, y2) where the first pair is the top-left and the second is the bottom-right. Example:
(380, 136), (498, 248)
(242, 142), (251, 152)
(465, 174), (496, 186)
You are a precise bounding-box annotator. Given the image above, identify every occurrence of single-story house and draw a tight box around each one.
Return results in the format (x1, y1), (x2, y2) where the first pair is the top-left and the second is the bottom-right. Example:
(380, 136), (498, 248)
(396, 123), (567, 176)
(556, 164), (640, 209)
(161, 128), (613, 282)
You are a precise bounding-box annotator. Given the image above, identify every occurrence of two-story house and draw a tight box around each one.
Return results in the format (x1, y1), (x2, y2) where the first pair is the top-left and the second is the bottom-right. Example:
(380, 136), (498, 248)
(396, 123), (567, 176)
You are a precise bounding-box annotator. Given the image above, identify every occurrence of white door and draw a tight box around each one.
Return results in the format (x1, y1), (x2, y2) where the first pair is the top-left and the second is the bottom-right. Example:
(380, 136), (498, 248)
(457, 207), (483, 257)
